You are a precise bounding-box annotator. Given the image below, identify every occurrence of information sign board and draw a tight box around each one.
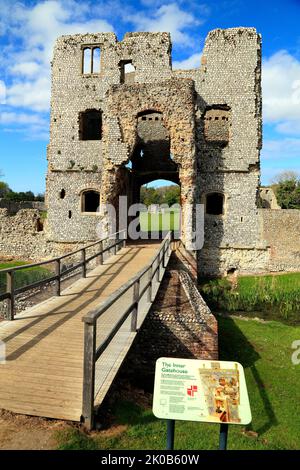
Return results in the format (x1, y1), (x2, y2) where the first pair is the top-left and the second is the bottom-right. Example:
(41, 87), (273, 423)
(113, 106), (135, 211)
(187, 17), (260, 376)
(153, 357), (251, 425)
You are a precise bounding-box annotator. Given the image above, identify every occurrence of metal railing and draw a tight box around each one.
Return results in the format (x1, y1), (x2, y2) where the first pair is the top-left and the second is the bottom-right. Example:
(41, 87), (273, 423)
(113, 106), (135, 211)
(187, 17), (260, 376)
(0, 230), (126, 320)
(81, 231), (173, 429)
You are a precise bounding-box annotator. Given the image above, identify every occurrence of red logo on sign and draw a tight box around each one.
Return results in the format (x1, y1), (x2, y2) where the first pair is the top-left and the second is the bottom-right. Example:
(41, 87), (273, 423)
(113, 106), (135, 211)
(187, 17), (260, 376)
(187, 385), (198, 397)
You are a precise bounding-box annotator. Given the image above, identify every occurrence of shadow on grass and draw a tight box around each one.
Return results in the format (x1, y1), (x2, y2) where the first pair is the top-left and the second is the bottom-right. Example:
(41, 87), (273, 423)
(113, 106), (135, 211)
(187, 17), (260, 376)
(218, 316), (278, 436)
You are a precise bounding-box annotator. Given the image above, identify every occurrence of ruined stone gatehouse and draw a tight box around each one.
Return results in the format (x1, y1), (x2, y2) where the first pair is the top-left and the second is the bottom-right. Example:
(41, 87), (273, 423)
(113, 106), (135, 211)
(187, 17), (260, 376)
(45, 28), (270, 276)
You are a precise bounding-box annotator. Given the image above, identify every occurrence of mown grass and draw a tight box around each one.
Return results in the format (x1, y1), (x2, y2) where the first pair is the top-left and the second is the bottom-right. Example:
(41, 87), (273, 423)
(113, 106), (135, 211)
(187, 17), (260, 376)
(139, 211), (180, 231)
(0, 261), (53, 295)
(55, 316), (300, 450)
(199, 273), (300, 324)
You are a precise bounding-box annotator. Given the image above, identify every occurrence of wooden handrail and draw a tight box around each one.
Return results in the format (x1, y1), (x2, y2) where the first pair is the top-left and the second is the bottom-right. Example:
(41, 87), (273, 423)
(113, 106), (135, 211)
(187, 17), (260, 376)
(0, 230), (126, 274)
(81, 231), (173, 429)
(82, 234), (171, 325)
(0, 230), (126, 320)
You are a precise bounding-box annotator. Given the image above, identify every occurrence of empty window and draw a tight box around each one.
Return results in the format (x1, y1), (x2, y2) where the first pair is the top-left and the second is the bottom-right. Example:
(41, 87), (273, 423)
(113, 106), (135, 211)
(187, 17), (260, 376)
(59, 189), (66, 199)
(82, 46), (101, 74)
(82, 191), (100, 213)
(206, 193), (224, 215)
(79, 109), (102, 140)
(119, 60), (135, 84)
(92, 47), (100, 73)
(83, 48), (91, 74)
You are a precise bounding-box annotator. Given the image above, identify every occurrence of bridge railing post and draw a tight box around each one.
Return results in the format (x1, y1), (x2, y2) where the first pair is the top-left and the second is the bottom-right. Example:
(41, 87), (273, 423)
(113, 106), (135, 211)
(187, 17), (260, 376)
(54, 259), (61, 296)
(158, 251), (162, 282)
(147, 264), (153, 303)
(6, 271), (14, 320)
(163, 242), (167, 269)
(82, 320), (96, 430)
(131, 279), (140, 332)
(99, 240), (103, 265)
(81, 248), (86, 278)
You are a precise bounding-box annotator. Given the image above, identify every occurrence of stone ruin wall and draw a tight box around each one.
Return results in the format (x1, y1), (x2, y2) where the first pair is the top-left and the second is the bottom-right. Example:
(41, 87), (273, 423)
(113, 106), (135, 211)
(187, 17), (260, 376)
(46, 32), (173, 243)
(0, 209), (46, 260)
(1, 28), (299, 275)
(0, 208), (95, 261)
(259, 209), (300, 272)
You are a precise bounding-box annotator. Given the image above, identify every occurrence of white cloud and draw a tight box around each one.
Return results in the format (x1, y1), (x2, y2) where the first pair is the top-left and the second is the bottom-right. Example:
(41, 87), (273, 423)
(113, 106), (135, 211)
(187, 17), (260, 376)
(262, 50), (300, 135)
(126, 2), (200, 46)
(173, 52), (201, 69)
(260, 138), (300, 183)
(0, 112), (47, 125)
(275, 120), (300, 135)
(6, 77), (51, 112)
(10, 62), (41, 78)
(0, 80), (6, 104)
(3, 1), (114, 114)
(262, 138), (300, 160)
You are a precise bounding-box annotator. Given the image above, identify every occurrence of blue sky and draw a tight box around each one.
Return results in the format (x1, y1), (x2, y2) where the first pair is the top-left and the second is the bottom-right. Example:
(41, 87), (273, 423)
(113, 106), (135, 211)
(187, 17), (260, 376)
(0, 0), (300, 193)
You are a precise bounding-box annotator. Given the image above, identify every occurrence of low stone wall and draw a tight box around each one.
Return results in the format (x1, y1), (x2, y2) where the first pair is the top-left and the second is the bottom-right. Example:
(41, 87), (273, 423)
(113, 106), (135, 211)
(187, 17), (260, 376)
(0, 208), (107, 261)
(0, 199), (45, 214)
(198, 245), (270, 276)
(259, 209), (300, 272)
(0, 209), (47, 260)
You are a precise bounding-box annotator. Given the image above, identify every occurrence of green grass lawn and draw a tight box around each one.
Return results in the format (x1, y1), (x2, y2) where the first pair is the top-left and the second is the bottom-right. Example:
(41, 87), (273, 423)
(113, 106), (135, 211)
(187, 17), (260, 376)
(0, 261), (53, 295)
(56, 316), (300, 450)
(139, 210), (180, 231)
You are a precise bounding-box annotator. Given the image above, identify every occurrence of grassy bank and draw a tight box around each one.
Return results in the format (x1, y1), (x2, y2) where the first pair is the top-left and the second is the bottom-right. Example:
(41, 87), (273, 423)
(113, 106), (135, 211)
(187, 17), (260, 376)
(55, 316), (300, 450)
(0, 262), (53, 295)
(199, 273), (300, 324)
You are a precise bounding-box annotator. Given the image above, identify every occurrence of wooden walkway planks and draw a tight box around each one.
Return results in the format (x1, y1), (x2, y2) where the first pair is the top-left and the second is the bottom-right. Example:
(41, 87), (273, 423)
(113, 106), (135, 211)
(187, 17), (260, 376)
(0, 243), (159, 421)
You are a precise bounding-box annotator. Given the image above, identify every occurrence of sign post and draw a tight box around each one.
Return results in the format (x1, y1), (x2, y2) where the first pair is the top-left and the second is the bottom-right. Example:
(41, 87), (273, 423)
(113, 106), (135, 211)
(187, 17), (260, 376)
(166, 420), (175, 450)
(153, 357), (251, 450)
(219, 423), (229, 450)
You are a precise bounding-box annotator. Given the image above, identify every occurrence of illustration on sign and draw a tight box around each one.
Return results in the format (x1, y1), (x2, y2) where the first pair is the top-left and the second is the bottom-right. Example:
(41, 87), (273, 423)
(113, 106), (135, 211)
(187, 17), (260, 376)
(152, 358), (251, 425)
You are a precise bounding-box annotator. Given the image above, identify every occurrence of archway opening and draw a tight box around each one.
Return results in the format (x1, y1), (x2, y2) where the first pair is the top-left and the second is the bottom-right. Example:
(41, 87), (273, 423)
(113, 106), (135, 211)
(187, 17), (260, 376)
(121, 110), (181, 239)
(139, 179), (181, 234)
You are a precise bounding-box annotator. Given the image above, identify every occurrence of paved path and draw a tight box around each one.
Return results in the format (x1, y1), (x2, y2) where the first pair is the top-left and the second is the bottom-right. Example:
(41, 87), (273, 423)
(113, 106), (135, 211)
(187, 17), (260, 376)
(0, 243), (159, 421)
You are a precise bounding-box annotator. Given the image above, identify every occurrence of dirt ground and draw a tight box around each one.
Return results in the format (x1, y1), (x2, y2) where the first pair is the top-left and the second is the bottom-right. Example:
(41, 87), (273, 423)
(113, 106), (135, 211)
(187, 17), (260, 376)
(0, 409), (72, 450)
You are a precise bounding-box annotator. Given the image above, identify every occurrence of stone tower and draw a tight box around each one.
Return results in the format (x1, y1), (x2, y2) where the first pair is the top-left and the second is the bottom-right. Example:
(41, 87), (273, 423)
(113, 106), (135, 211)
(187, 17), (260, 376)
(46, 28), (269, 276)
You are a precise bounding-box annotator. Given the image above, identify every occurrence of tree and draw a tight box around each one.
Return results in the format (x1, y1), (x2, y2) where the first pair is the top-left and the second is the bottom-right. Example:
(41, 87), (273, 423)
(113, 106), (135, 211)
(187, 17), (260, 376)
(162, 186), (180, 206)
(140, 185), (180, 207)
(0, 181), (11, 198)
(272, 171), (300, 209)
(6, 191), (35, 202)
(271, 171), (300, 185)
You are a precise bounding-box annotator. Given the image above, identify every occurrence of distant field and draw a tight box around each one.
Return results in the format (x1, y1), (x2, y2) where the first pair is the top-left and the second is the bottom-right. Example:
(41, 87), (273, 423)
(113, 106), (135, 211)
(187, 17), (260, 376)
(139, 210), (180, 231)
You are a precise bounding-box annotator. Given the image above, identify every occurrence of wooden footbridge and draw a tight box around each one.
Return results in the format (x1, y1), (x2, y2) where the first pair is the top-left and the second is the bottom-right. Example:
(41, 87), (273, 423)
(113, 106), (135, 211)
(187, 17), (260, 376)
(0, 232), (172, 428)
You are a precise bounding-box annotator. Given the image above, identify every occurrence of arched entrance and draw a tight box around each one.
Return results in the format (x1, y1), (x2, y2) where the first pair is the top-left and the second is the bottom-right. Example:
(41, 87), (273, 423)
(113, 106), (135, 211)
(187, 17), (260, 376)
(123, 110), (180, 239)
(100, 79), (196, 247)
(139, 179), (181, 237)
